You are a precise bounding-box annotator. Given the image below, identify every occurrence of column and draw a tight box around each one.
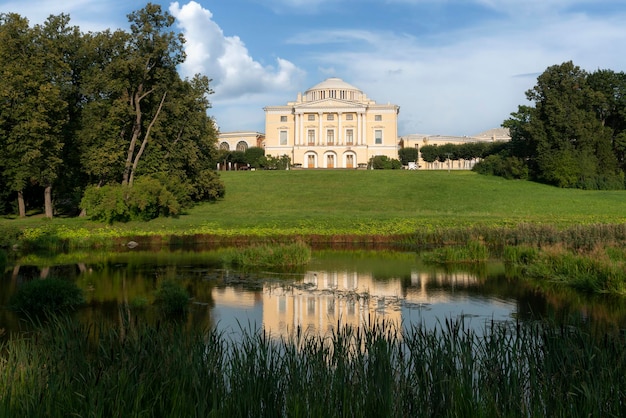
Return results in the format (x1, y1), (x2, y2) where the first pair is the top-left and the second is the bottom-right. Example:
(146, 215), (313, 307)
(318, 112), (323, 145)
(294, 113), (302, 145)
(338, 112), (342, 145)
(357, 113), (362, 146)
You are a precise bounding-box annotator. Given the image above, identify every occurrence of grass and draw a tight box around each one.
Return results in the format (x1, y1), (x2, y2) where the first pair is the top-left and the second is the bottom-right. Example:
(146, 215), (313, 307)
(0, 170), (626, 251)
(1, 171), (625, 249)
(1, 315), (625, 417)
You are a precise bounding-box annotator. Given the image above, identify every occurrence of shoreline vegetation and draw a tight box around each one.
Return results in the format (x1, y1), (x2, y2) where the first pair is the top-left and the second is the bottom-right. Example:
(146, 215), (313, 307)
(1, 316), (625, 417)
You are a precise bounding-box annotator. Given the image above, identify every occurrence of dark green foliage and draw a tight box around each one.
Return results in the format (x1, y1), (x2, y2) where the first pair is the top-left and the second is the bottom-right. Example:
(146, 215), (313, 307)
(502, 61), (626, 189)
(0, 249), (6, 272)
(154, 280), (189, 314)
(0, 6), (222, 217)
(473, 154), (529, 179)
(9, 278), (84, 313)
(190, 169), (225, 201)
(369, 155), (402, 169)
(244, 147), (266, 168)
(398, 147), (418, 165)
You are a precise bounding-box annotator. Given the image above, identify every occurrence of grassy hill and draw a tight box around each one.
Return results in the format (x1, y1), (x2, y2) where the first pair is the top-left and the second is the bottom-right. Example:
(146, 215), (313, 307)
(1, 170), (625, 246)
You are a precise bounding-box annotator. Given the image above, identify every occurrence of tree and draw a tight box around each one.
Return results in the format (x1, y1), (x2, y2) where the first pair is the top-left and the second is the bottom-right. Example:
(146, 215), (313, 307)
(398, 147), (418, 165)
(503, 61), (624, 189)
(0, 13), (67, 217)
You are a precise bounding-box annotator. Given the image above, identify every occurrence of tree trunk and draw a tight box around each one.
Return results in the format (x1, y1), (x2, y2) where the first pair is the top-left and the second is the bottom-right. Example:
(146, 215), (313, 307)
(44, 185), (53, 218)
(128, 91), (167, 187)
(17, 190), (26, 217)
(122, 88), (144, 186)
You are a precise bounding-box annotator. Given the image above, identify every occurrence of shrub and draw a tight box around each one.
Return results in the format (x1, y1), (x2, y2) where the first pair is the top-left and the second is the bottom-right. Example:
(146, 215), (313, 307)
(154, 280), (190, 314)
(80, 176), (184, 223)
(10, 278), (84, 313)
(398, 147), (418, 165)
(80, 184), (130, 223)
(369, 155), (402, 170)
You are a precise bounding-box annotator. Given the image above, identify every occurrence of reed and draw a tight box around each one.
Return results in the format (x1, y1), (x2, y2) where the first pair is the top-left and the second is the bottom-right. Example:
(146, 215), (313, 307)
(421, 239), (489, 264)
(221, 241), (312, 268)
(1, 316), (625, 417)
(505, 244), (626, 295)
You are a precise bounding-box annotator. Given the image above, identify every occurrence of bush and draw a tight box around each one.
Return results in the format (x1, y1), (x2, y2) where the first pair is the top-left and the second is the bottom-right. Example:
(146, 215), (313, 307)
(10, 278), (84, 313)
(80, 184), (130, 223)
(398, 147), (418, 165)
(191, 169), (225, 201)
(154, 280), (189, 314)
(369, 155), (402, 169)
(80, 176), (184, 223)
(473, 155), (528, 179)
(244, 147), (266, 169)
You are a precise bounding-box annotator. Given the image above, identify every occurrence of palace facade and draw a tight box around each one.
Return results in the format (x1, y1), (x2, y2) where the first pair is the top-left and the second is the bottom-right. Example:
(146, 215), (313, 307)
(263, 78), (400, 168)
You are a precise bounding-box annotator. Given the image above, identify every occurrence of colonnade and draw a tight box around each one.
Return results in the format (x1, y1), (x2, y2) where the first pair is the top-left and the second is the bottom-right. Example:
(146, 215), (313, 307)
(293, 111), (367, 146)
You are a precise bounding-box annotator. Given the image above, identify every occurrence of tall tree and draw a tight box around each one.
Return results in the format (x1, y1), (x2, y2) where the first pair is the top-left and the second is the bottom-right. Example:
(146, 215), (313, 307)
(119, 3), (185, 187)
(504, 61), (622, 189)
(0, 13), (67, 217)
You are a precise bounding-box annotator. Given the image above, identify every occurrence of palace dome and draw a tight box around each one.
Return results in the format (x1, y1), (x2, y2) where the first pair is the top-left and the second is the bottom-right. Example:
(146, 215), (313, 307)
(305, 77), (362, 94)
(302, 77), (365, 102)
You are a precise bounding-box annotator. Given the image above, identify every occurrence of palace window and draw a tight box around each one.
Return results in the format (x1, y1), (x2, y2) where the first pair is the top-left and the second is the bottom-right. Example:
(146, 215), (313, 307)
(327, 129), (334, 145)
(279, 130), (288, 145)
(308, 114), (315, 121)
(346, 114), (353, 121)
(307, 129), (315, 145)
(345, 129), (354, 145)
(327, 114), (334, 121)
(236, 141), (248, 151)
(375, 114), (382, 121)
(280, 115), (287, 122)
(220, 142), (230, 150)
(375, 130), (382, 145)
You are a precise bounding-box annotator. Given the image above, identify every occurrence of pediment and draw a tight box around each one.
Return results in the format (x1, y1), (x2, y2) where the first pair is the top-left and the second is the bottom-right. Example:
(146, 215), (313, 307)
(295, 98), (364, 110)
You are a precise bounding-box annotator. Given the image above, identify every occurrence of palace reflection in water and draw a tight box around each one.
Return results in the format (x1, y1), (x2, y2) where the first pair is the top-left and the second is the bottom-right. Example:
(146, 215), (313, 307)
(212, 268), (514, 338)
(4, 250), (623, 340)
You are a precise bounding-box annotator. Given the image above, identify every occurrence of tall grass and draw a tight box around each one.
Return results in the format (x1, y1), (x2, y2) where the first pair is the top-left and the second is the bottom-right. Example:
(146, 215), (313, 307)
(1, 316), (625, 417)
(220, 241), (312, 268)
(421, 239), (489, 264)
(504, 244), (626, 295)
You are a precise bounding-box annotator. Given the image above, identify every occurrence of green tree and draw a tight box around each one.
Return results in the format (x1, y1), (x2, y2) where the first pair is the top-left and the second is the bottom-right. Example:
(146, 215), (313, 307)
(504, 61), (623, 189)
(0, 13), (67, 217)
(244, 147), (266, 168)
(398, 147), (418, 165)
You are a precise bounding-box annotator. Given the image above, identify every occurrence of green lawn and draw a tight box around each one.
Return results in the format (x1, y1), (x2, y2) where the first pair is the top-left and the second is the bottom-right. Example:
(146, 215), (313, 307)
(1, 170), (626, 242)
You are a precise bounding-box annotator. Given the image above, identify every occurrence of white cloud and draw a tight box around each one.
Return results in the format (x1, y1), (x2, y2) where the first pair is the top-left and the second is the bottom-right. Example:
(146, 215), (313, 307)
(170, 1), (304, 101)
(287, 9), (626, 136)
(169, 1), (305, 132)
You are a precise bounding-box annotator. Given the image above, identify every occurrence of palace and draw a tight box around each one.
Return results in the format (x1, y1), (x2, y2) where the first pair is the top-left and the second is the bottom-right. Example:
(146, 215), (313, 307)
(218, 78), (509, 169)
(263, 77), (400, 169)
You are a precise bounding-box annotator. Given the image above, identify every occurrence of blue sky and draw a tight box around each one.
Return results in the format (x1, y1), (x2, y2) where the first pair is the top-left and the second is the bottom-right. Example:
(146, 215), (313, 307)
(3, 0), (626, 136)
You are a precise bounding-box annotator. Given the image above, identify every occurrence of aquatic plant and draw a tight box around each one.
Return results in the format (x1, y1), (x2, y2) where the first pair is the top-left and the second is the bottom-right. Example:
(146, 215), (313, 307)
(9, 278), (84, 314)
(221, 241), (312, 268)
(154, 280), (190, 314)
